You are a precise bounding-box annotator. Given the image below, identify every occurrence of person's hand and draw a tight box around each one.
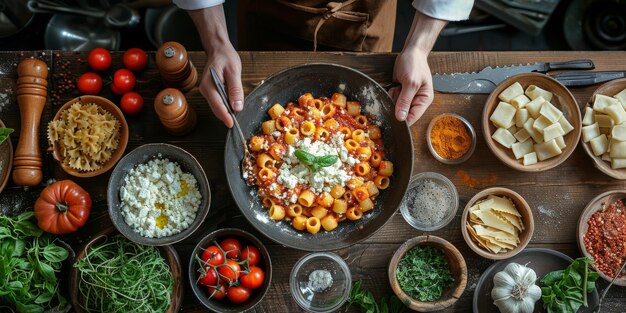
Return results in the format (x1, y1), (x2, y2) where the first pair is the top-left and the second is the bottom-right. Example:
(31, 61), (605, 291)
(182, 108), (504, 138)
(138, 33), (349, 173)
(389, 48), (434, 126)
(198, 42), (243, 128)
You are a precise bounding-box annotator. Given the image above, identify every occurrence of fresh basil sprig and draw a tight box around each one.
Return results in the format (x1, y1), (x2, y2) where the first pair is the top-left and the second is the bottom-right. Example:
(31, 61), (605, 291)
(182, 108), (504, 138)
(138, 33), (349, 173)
(294, 150), (338, 172)
(0, 127), (14, 145)
(540, 257), (599, 313)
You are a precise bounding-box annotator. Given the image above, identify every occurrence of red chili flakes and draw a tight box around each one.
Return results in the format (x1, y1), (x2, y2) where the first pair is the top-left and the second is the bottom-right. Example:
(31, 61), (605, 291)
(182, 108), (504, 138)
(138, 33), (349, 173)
(583, 199), (626, 278)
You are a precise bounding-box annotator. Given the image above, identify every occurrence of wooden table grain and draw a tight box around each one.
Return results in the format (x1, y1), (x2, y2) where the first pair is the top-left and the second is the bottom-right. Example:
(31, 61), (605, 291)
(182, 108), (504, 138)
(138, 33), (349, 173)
(1, 51), (625, 312)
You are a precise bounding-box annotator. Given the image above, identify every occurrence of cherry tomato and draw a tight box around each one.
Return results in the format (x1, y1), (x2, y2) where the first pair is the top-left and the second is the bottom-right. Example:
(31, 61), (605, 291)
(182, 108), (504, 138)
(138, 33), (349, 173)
(120, 92), (144, 115)
(208, 283), (227, 300)
(227, 285), (251, 304)
(123, 48), (148, 71)
(198, 267), (218, 286)
(240, 265), (265, 289)
(77, 72), (102, 95)
(201, 245), (225, 266)
(110, 82), (124, 95)
(87, 47), (112, 71)
(112, 69), (135, 94)
(241, 245), (261, 266)
(220, 238), (242, 259)
(217, 259), (240, 284)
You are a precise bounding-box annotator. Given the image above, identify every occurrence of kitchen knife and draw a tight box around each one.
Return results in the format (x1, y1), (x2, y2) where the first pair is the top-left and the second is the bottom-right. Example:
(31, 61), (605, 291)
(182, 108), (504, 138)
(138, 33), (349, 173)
(433, 59), (595, 94)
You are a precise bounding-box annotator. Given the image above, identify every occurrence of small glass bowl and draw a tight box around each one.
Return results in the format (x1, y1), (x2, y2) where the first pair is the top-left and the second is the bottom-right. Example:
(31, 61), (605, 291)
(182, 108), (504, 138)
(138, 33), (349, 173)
(399, 172), (459, 231)
(290, 252), (352, 313)
(426, 113), (476, 165)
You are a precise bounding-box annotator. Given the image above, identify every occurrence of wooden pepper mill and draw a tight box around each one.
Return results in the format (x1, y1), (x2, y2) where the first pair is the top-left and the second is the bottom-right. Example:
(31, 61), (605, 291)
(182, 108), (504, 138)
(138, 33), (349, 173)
(13, 58), (48, 186)
(156, 41), (198, 93)
(154, 88), (197, 135)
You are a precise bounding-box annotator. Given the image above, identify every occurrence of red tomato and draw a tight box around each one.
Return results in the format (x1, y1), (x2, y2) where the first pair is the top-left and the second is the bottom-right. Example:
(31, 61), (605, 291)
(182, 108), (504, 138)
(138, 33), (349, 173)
(240, 266), (265, 289)
(120, 92), (143, 115)
(112, 69), (135, 94)
(123, 48), (148, 71)
(217, 259), (240, 284)
(208, 283), (227, 300)
(241, 245), (261, 266)
(198, 267), (218, 286)
(220, 238), (242, 259)
(201, 245), (225, 266)
(110, 82), (124, 95)
(227, 286), (251, 304)
(77, 72), (102, 95)
(87, 47), (112, 71)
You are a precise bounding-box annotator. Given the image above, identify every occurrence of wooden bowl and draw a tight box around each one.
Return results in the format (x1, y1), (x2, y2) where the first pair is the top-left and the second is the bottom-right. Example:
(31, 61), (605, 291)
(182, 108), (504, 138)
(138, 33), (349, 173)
(188, 228), (272, 312)
(0, 119), (13, 194)
(577, 190), (626, 286)
(482, 73), (581, 172)
(388, 235), (467, 312)
(461, 187), (534, 260)
(50, 95), (129, 177)
(581, 78), (626, 179)
(69, 227), (183, 313)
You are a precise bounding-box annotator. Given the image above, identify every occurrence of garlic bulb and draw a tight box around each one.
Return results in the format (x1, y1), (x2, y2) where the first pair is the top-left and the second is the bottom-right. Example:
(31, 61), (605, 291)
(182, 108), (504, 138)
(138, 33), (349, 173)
(491, 263), (541, 313)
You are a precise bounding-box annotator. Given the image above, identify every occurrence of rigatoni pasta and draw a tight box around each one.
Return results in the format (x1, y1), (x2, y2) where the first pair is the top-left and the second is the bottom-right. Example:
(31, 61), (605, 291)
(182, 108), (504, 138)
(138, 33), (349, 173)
(243, 92), (393, 233)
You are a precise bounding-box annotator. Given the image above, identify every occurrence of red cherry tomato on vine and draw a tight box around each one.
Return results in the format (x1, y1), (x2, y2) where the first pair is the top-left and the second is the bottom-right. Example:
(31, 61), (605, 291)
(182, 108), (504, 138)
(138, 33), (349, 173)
(208, 283), (227, 300)
(198, 267), (218, 286)
(227, 285), (251, 303)
(123, 48), (148, 71)
(87, 47), (112, 71)
(77, 72), (102, 95)
(120, 92), (143, 115)
(241, 245), (261, 266)
(218, 259), (240, 284)
(240, 265), (265, 289)
(112, 69), (135, 94)
(201, 245), (225, 266)
(220, 238), (242, 259)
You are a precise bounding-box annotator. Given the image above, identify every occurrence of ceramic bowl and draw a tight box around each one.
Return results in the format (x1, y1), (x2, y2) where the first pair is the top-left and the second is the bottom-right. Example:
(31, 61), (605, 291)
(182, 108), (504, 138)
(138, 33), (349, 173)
(107, 143), (210, 246)
(580, 78), (626, 179)
(69, 227), (183, 313)
(188, 228), (272, 312)
(461, 187), (535, 260)
(50, 95), (129, 177)
(577, 190), (626, 286)
(482, 73), (581, 172)
(388, 235), (467, 312)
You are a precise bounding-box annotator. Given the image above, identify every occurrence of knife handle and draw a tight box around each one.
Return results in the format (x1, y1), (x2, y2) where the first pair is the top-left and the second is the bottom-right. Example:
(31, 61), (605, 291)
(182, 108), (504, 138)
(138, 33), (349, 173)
(547, 59), (595, 71)
(551, 71), (625, 87)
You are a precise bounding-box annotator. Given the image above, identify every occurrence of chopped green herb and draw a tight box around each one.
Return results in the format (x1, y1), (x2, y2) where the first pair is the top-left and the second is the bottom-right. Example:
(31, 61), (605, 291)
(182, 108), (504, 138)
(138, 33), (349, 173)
(294, 149), (338, 172)
(395, 245), (454, 302)
(0, 127), (14, 145)
(346, 280), (408, 313)
(540, 257), (599, 313)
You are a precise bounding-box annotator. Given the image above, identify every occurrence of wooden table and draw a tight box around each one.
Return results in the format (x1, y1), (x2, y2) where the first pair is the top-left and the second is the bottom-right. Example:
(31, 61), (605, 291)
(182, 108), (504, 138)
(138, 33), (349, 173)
(1, 51), (625, 312)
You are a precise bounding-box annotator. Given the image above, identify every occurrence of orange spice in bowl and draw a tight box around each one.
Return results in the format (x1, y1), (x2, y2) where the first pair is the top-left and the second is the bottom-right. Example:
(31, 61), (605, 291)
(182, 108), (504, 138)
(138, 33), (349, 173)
(427, 114), (476, 164)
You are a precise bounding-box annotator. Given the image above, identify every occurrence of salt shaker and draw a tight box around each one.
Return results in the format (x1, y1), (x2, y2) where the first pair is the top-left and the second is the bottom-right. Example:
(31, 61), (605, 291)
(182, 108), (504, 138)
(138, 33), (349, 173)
(155, 41), (198, 93)
(13, 58), (48, 186)
(154, 88), (197, 135)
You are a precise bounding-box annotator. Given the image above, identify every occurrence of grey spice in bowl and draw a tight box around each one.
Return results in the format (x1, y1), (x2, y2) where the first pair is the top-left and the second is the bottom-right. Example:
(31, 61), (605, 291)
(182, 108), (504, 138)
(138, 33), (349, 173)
(107, 143), (211, 246)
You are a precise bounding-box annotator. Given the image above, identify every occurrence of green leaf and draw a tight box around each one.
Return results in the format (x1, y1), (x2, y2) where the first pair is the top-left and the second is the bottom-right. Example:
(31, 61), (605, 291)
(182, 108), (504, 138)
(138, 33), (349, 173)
(38, 262), (56, 282)
(542, 270), (564, 286)
(316, 154), (338, 167)
(42, 245), (69, 263)
(35, 292), (53, 304)
(294, 150), (316, 166)
(15, 220), (42, 237)
(0, 128), (14, 145)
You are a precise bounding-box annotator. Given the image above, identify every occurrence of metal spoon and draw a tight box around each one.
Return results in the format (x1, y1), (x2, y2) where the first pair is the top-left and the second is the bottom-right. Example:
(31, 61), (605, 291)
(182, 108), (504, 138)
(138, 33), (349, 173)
(590, 259), (626, 313)
(209, 67), (255, 179)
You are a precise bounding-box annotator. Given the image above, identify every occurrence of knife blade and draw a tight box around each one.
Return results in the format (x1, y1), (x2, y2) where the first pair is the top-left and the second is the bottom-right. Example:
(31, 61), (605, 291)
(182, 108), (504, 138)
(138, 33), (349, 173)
(433, 59), (594, 94)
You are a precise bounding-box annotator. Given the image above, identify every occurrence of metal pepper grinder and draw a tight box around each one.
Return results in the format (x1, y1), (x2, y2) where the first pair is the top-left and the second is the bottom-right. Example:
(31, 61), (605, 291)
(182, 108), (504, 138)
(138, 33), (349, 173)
(155, 41), (198, 93)
(13, 58), (48, 186)
(154, 88), (197, 135)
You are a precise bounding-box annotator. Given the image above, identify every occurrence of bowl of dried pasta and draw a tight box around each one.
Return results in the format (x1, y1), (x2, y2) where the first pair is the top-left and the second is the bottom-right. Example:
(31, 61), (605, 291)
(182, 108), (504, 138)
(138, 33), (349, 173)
(48, 95), (129, 177)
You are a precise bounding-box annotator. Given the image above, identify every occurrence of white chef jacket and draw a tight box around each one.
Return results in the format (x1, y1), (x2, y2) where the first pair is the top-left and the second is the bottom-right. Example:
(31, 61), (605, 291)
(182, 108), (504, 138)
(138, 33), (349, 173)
(173, 0), (474, 22)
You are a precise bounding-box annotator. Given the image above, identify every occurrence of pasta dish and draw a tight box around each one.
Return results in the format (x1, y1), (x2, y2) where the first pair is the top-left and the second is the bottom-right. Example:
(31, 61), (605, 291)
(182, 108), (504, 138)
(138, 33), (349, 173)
(243, 92), (393, 234)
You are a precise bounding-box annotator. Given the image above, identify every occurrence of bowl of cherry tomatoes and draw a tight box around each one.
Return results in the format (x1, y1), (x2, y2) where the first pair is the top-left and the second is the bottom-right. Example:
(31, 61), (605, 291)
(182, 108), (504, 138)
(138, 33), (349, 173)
(189, 228), (272, 312)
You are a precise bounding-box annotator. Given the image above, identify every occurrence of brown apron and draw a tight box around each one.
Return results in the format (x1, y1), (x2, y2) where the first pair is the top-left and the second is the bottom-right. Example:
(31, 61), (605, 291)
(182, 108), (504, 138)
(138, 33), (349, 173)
(237, 0), (397, 52)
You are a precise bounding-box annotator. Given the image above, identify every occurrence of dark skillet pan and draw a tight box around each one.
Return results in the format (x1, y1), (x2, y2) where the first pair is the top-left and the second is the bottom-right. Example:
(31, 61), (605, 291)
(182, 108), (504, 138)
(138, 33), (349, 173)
(224, 63), (414, 251)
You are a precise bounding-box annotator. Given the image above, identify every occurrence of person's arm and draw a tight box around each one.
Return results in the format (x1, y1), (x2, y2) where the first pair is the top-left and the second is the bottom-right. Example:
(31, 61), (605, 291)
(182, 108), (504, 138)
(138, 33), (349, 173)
(186, 4), (243, 128)
(391, 0), (473, 125)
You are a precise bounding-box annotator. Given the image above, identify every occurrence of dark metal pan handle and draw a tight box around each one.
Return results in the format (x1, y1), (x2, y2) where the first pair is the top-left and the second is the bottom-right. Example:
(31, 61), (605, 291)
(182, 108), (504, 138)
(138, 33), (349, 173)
(546, 59), (595, 71)
(551, 71), (625, 87)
